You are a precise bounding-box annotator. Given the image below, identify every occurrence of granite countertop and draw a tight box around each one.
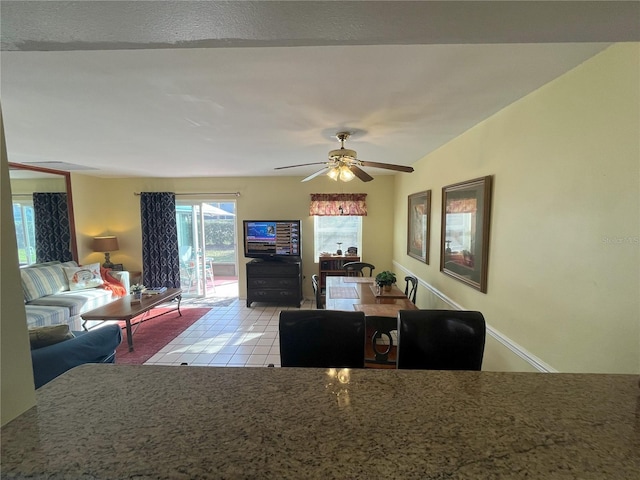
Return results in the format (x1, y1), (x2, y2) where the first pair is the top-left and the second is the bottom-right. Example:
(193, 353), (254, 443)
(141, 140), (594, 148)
(1, 365), (639, 479)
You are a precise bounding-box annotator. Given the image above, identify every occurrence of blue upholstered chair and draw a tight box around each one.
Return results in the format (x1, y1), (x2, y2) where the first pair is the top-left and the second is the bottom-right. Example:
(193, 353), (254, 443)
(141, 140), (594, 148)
(31, 324), (122, 389)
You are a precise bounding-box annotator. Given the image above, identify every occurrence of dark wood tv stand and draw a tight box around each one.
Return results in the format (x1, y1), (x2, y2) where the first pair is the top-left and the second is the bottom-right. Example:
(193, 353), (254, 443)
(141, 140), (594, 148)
(246, 258), (302, 308)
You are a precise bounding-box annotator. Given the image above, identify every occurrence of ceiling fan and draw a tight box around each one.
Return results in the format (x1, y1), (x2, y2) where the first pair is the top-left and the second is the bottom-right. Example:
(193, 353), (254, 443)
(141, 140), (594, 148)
(274, 132), (414, 182)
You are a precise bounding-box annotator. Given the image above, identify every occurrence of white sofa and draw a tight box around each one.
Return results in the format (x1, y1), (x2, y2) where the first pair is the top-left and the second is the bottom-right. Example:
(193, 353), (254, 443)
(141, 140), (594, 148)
(21, 261), (130, 331)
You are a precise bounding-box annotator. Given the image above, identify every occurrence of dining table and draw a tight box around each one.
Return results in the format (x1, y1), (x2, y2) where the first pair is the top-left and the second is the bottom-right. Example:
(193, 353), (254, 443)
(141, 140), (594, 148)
(2, 364), (638, 479)
(325, 275), (418, 314)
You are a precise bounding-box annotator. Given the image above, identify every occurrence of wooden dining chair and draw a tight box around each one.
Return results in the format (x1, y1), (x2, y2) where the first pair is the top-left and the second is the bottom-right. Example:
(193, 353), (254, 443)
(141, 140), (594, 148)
(279, 310), (365, 368)
(342, 261), (375, 277)
(397, 310), (486, 371)
(311, 274), (324, 309)
(365, 315), (398, 368)
(404, 276), (418, 304)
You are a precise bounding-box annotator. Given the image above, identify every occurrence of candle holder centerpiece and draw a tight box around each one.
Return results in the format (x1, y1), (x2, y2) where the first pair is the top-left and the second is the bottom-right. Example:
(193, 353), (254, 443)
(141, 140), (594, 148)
(130, 284), (146, 303)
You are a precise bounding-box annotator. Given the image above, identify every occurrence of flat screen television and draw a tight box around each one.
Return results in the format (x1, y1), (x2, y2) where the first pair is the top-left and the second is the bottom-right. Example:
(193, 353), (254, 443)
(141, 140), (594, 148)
(243, 220), (301, 260)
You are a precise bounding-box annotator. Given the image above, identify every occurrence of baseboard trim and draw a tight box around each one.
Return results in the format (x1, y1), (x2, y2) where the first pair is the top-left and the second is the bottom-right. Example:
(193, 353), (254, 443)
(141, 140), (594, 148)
(393, 262), (557, 373)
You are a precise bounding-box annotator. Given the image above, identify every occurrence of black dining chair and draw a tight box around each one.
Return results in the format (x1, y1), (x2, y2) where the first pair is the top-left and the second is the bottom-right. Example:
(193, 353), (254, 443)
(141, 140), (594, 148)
(342, 261), (376, 277)
(365, 315), (398, 367)
(397, 310), (486, 371)
(279, 310), (365, 368)
(404, 276), (418, 304)
(311, 274), (324, 309)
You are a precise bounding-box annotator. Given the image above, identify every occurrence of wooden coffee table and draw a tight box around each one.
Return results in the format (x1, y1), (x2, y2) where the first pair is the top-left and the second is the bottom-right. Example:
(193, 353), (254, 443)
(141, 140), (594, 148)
(81, 288), (182, 352)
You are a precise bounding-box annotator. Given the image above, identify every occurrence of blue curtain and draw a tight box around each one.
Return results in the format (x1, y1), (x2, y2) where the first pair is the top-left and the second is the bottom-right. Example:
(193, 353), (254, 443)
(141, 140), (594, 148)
(140, 192), (180, 288)
(33, 192), (72, 263)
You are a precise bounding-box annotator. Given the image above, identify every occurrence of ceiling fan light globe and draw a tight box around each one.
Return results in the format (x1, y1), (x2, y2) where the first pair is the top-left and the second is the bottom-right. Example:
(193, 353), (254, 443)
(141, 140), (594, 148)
(339, 166), (356, 182)
(327, 168), (340, 181)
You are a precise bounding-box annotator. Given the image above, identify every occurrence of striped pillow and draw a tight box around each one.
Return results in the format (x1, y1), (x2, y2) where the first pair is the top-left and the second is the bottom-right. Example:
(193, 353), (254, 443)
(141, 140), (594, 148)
(21, 264), (69, 302)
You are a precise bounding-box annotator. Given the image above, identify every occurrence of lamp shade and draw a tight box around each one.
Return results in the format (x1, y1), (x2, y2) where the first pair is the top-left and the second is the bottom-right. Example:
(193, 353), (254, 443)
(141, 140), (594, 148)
(93, 236), (119, 252)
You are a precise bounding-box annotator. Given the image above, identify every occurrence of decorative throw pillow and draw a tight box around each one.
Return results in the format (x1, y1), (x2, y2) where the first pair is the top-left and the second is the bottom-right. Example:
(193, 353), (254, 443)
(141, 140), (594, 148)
(29, 324), (75, 349)
(63, 263), (104, 291)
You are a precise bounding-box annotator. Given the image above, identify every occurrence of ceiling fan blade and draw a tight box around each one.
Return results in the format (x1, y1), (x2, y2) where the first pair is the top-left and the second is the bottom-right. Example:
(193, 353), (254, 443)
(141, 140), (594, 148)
(301, 167), (330, 182)
(274, 162), (327, 170)
(349, 165), (374, 182)
(359, 160), (414, 173)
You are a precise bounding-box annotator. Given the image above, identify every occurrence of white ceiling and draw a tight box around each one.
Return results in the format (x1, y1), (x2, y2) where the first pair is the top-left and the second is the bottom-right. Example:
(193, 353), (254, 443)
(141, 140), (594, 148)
(1, 1), (638, 180)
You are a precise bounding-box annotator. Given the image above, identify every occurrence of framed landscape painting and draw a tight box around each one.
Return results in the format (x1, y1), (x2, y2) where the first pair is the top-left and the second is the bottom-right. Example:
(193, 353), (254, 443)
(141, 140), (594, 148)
(440, 176), (493, 293)
(407, 190), (431, 264)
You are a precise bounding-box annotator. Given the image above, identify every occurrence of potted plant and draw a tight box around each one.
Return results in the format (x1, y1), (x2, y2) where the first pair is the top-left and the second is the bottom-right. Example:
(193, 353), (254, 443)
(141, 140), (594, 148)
(375, 271), (397, 292)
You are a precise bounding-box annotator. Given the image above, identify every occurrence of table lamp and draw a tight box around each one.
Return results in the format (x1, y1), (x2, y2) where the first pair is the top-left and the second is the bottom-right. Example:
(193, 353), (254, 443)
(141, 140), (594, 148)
(93, 236), (119, 268)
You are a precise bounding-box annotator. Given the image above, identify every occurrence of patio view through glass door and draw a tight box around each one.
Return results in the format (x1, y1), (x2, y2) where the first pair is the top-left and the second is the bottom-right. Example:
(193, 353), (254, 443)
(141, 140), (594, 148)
(176, 200), (238, 298)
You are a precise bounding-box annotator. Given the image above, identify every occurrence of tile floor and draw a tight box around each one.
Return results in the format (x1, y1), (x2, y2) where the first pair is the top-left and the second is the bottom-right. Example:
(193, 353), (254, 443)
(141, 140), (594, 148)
(144, 296), (316, 368)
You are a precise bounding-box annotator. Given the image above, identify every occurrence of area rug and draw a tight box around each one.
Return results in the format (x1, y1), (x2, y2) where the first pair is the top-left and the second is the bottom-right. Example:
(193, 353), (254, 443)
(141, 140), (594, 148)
(115, 307), (210, 365)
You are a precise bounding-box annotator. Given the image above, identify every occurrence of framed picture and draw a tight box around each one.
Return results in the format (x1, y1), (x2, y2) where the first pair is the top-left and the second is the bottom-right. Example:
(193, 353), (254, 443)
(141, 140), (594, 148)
(110, 263), (124, 271)
(440, 176), (493, 293)
(407, 190), (431, 264)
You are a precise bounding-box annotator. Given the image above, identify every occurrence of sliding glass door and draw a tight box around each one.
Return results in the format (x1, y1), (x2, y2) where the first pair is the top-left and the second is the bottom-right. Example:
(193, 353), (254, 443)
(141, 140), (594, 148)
(176, 200), (237, 298)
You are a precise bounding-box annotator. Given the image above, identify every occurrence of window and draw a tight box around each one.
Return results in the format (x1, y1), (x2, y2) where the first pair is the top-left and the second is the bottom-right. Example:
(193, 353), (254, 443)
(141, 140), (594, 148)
(12, 200), (37, 265)
(314, 216), (362, 262)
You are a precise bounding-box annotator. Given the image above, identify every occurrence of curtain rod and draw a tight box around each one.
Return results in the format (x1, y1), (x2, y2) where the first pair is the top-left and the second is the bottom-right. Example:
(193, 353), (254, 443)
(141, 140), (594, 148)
(134, 192), (240, 197)
(11, 193), (33, 198)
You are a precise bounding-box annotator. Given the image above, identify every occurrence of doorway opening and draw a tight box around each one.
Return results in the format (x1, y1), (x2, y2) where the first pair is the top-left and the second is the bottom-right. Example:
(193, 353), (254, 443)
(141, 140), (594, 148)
(176, 200), (238, 299)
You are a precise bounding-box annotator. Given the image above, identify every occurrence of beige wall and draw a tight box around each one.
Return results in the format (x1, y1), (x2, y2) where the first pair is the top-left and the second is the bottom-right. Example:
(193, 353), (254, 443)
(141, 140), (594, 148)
(70, 174), (396, 299)
(10, 177), (66, 195)
(1, 110), (37, 426)
(392, 43), (640, 374)
(70, 173), (115, 266)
